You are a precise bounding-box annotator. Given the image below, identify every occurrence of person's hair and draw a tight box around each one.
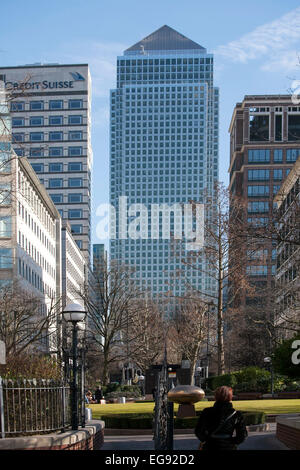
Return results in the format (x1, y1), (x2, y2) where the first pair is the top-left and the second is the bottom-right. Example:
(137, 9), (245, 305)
(214, 386), (233, 402)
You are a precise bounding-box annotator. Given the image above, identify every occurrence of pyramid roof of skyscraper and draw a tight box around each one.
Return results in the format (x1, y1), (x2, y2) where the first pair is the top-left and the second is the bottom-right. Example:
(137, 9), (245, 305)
(125, 25), (206, 54)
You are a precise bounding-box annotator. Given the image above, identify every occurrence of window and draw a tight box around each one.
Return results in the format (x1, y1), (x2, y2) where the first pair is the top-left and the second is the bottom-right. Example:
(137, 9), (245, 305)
(71, 224), (83, 234)
(0, 216), (12, 237)
(0, 248), (12, 268)
(68, 193), (82, 203)
(68, 209), (82, 219)
(49, 115), (63, 125)
(68, 162), (82, 171)
(273, 185), (281, 194)
(50, 194), (63, 203)
(69, 131), (82, 141)
(288, 115), (300, 141)
(68, 178), (82, 187)
(68, 115), (82, 124)
(49, 163), (63, 172)
(246, 265), (268, 276)
(274, 149), (283, 162)
(14, 148), (24, 157)
(286, 149), (300, 162)
(30, 148), (44, 157)
(273, 169), (283, 180)
(248, 169), (270, 181)
(248, 201), (269, 213)
(49, 131), (63, 141)
(49, 100), (63, 110)
(75, 239), (82, 249)
(11, 102), (24, 111)
(30, 132), (44, 142)
(49, 178), (63, 188)
(12, 133), (25, 142)
(248, 149), (270, 163)
(31, 163), (44, 173)
(247, 185), (269, 196)
(275, 115), (282, 141)
(0, 144), (11, 172)
(30, 101), (44, 110)
(68, 99), (83, 109)
(0, 183), (11, 205)
(49, 147), (63, 156)
(30, 116), (44, 126)
(12, 117), (24, 127)
(68, 146), (82, 156)
(249, 114), (269, 141)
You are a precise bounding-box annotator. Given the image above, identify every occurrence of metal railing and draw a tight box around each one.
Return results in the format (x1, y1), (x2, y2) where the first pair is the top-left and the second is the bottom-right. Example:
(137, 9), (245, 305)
(0, 377), (72, 438)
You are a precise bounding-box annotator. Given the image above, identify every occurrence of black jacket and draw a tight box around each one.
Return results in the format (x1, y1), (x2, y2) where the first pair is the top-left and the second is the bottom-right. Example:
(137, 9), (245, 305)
(195, 401), (248, 451)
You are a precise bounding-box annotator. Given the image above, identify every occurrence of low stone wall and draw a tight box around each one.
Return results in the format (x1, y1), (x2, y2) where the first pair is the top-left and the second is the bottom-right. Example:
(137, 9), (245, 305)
(276, 415), (300, 450)
(0, 420), (104, 451)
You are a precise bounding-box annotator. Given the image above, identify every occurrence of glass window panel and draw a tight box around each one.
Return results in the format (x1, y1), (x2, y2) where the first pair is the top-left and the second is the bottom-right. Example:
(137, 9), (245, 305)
(288, 115), (300, 141)
(249, 114), (269, 141)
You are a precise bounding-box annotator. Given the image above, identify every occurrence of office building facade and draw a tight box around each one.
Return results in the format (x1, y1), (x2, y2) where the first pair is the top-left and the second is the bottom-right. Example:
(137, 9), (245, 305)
(274, 156), (300, 338)
(0, 64), (92, 264)
(228, 95), (299, 350)
(110, 25), (219, 298)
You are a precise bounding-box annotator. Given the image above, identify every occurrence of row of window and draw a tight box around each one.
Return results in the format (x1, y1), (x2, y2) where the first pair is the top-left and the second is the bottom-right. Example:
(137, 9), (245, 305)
(248, 168), (291, 181)
(11, 99), (83, 111)
(14, 146), (84, 157)
(119, 58), (212, 66)
(18, 202), (55, 256)
(12, 115), (83, 126)
(247, 185), (281, 196)
(249, 114), (300, 142)
(13, 131), (84, 142)
(50, 193), (83, 203)
(31, 162), (83, 173)
(47, 178), (84, 188)
(246, 265), (276, 276)
(248, 149), (300, 163)
(18, 258), (55, 298)
(18, 230), (55, 279)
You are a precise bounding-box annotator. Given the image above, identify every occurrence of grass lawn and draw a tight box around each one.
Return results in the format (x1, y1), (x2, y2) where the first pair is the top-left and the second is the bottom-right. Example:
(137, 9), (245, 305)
(89, 399), (300, 419)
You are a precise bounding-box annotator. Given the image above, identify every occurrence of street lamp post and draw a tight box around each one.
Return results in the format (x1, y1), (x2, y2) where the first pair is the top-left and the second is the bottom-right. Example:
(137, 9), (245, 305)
(63, 303), (86, 431)
(264, 357), (274, 398)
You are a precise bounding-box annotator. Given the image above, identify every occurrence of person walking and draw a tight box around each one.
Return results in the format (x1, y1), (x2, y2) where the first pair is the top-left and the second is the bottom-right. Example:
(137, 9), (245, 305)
(195, 386), (248, 451)
(94, 386), (103, 403)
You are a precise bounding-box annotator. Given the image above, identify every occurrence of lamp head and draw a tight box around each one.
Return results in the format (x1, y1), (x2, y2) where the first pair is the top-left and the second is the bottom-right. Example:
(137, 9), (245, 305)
(63, 303), (86, 323)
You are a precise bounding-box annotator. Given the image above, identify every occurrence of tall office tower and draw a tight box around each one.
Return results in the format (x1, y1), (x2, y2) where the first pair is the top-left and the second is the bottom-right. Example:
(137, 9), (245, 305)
(110, 26), (219, 298)
(0, 64), (92, 265)
(229, 95), (299, 358)
(93, 243), (107, 271)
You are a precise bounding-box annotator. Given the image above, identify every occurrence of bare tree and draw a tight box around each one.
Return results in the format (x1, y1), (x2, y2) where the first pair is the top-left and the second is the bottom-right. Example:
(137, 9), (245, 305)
(168, 294), (211, 384)
(0, 281), (60, 358)
(123, 297), (165, 373)
(78, 259), (143, 386)
(173, 183), (256, 375)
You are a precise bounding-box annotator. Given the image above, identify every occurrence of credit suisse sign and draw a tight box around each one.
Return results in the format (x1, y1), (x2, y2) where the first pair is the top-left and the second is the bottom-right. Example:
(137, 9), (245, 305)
(5, 71), (85, 91)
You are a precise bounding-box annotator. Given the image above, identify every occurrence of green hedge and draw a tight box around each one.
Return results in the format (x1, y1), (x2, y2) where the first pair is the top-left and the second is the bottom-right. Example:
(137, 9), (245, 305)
(101, 411), (265, 429)
(205, 367), (291, 394)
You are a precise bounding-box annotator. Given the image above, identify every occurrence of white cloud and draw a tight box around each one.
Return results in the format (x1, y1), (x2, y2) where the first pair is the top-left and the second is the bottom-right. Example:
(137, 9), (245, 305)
(214, 7), (300, 72)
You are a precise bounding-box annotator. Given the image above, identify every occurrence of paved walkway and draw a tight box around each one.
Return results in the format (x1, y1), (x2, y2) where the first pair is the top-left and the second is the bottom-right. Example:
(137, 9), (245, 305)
(101, 425), (289, 451)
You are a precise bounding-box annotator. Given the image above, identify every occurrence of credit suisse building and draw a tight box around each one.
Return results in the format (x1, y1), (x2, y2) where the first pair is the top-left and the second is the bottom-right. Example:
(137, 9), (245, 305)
(0, 64), (92, 264)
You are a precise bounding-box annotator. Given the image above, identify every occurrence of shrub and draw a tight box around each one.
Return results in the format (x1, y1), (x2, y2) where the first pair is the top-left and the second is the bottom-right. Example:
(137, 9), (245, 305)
(0, 354), (61, 380)
(209, 373), (238, 390)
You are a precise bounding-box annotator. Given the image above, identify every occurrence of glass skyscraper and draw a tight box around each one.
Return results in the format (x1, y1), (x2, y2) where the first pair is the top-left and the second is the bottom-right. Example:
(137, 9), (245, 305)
(110, 25), (219, 298)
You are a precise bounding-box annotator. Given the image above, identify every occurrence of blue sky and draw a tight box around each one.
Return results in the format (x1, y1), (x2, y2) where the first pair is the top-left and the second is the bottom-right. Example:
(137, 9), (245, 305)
(1, 0), (300, 246)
